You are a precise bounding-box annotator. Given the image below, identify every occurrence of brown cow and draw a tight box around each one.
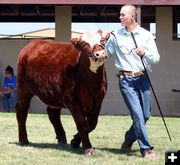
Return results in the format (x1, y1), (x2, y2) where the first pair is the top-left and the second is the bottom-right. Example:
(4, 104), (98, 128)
(16, 37), (107, 155)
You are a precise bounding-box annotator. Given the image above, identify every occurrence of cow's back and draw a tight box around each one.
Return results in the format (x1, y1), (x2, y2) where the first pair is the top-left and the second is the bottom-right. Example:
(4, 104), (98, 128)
(17, 40), (80, 106)
(18, 40), (80, 72)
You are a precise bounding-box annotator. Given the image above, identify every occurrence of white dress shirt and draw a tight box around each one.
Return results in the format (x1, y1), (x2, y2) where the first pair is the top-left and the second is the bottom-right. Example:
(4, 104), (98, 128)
(105, 25), (160, 72)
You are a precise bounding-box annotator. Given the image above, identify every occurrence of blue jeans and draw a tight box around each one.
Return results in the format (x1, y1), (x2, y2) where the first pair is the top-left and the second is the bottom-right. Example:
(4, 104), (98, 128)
(2, 92), (17, 112)
(119, 73), (153, 154)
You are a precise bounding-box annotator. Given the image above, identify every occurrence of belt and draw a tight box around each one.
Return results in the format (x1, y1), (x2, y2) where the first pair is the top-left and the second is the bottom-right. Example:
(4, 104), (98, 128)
(116, 71), (145, 78)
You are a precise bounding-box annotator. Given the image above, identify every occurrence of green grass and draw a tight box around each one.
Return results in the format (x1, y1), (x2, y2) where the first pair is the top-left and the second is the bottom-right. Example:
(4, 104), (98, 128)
(0, 112), (179, 165)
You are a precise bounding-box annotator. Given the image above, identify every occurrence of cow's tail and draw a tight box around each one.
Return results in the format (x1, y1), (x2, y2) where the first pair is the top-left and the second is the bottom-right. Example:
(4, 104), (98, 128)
(17, 47), (27, 88)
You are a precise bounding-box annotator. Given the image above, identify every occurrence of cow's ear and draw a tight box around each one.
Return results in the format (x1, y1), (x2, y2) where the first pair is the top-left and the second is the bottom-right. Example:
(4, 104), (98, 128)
(71, 38), (90, 51)
(70, 38), (79, 46)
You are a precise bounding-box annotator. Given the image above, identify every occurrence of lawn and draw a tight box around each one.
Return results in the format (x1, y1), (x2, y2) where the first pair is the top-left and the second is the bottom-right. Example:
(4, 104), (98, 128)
(0, 112), (179, 165)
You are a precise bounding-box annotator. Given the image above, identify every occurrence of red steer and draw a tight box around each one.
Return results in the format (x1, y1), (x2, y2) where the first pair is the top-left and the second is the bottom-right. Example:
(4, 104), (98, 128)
(16, 37), (107, 155)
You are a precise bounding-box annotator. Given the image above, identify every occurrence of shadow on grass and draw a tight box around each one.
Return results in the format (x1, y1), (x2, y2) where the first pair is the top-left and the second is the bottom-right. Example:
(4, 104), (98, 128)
(11, 142), (83, 155)
(10, 142), (141, 157)
(97, 147), (141, 157)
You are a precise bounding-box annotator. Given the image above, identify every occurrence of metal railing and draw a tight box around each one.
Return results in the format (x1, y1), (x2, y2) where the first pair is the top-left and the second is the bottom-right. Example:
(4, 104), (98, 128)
(0, 34), (55, 40)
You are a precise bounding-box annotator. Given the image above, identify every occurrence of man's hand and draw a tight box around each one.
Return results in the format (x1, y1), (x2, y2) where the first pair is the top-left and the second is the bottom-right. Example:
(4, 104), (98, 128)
(0, 91), (4, 96)
(0, 87), (16, 95)
(172, 89), (180, 92)
(135, 48), (145, 57)
(100, 32), (111, 47)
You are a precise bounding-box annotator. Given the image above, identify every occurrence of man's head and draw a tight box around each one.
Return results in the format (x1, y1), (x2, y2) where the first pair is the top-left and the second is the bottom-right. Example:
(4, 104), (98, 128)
(5, 65), (14, 78)
(119, 5), (137, 27)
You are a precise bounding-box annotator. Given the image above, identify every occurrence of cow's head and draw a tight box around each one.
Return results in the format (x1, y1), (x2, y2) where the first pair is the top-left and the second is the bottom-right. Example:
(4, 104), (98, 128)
(71, 31), (107, 73)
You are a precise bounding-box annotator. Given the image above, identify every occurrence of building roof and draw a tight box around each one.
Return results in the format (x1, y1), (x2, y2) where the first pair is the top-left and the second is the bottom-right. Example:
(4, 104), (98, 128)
(0, 5), (156, 23)
(0, 28), (83, 39)
(1, 0), (180, 5)
(0, 1), (179, 23)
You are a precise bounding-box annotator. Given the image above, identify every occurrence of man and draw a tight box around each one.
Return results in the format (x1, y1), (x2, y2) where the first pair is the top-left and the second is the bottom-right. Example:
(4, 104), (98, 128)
(105, 5), (160, 158)
(0, 65), (17, 112)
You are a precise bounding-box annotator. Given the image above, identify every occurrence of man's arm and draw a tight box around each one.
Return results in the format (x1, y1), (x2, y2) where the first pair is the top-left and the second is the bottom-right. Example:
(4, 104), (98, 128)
(172, 89), (180, 93)
(0, 87), (16, 96)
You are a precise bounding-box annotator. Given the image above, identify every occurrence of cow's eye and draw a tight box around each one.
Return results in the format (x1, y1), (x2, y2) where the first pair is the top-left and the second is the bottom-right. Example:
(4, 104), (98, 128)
(95, 53), (99, 56)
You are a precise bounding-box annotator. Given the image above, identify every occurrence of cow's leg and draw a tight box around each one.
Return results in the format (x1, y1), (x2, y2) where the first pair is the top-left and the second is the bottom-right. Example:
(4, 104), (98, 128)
(47, 107), (67, 145)
(70, 104), (94, 155)
(71, 133), (81, 149)
(87, 105), (101, 132)
(71, 104), (101, 148)
(71, 104), (101, 149)
(16, 92), (33, 145)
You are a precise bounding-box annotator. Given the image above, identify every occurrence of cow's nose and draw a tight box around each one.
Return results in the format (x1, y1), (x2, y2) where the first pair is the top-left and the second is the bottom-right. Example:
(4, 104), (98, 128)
(95, 53), (100, 57)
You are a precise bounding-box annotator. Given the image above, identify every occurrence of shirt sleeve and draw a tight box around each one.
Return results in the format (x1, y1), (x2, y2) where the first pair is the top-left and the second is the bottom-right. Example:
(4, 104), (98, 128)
(3, 77), (7, 87)
(143, 34), (160, 64)
(105, 34), (117, 58)
(12, 76), (17, 88)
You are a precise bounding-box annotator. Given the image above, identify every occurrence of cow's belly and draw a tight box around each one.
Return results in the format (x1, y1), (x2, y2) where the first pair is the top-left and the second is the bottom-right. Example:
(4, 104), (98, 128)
(27, 83), (75, 109)
(35, 93), (66, 107)
(24, 74), (76, 107)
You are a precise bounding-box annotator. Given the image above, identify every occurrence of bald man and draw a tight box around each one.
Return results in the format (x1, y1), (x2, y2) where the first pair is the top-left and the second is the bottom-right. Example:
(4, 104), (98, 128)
(105, 5), (160, 158)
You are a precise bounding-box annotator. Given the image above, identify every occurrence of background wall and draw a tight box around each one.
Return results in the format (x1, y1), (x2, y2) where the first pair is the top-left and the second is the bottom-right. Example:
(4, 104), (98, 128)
(0, 7), (180, 117)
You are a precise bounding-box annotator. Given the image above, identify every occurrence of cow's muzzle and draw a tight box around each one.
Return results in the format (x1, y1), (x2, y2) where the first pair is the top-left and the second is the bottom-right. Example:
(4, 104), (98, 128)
(92, 49), (107, 62)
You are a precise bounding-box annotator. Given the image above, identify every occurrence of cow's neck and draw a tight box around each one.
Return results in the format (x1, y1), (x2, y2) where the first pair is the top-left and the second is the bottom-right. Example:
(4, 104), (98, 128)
(78, 55), (104, 83)
(89, 57), (104, 73)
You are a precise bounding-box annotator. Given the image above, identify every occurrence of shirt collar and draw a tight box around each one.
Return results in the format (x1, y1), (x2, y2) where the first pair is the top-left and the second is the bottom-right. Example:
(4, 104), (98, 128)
(121, 25), (141, 36)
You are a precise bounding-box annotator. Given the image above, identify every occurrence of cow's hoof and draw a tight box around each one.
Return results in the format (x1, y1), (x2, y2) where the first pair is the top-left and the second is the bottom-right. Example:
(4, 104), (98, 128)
(58, 139), (67, 144)
(70, 138), (81, 149)
(58, 141), (68, 148)
(19, 140), (30, 145)
(84, 148), (95, 155)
